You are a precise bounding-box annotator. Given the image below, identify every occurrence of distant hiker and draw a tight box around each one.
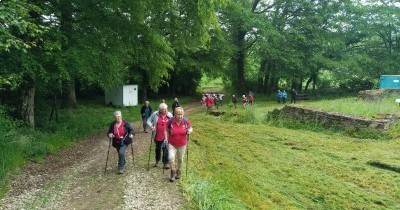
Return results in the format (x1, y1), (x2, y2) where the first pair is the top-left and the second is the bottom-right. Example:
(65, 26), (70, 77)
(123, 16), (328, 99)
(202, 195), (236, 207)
(282, 90), (288, 103)
(172, 97), (180, 116)
(232, 94), (237, 109)
(219, 94), (224, 106)
(277, 90), (283, 103)
(107, 111), (134, 174)
(214, 94), (219, 109)
(201, 95), (207, 111)
(147, 103), (173, 169)
(248, 92), (254, 106)
(166, 107), (193, 182)
(140, 101), (152, 133)
(291, 88), (297, 104)
(205, 94), (214, 112)
(242, 95), (247, 108)
(161, 99), (166, 103)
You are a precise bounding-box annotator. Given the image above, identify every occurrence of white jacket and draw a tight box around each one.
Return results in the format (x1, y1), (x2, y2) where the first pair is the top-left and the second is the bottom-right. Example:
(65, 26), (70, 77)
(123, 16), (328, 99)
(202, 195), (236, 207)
(146, 111), (173, 140)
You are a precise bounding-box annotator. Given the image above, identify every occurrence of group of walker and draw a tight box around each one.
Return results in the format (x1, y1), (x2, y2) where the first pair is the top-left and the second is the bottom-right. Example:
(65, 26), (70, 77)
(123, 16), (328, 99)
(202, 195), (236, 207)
(277, 88), (297, 104)
(231, 91), (254, 109)
(201, 93), (224, 111)
(106, 98), (193, 183)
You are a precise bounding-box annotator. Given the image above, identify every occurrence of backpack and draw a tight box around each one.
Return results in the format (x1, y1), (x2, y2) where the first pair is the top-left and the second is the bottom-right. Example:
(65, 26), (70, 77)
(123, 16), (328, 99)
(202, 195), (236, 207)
(168, 117), (188, 133)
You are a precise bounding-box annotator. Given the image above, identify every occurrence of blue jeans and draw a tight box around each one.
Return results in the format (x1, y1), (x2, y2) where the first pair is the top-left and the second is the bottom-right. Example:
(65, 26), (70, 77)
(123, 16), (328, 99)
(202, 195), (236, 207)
(116, 144), (127, 170)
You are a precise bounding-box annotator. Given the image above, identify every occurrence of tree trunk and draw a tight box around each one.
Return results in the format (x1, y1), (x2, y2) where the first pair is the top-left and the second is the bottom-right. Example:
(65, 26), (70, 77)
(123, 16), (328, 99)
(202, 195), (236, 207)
(312, 75), (317, 91)
(234, 28), (247, 95)
(67, 80), (78, 109)
(305, 74), (312, 93)
(21, 86), (35, 128)
(305, 73), (318, 92)
(267, 74), (277, 96)
(237, 51), (246, 94)
(61, 1), (77, 108)
(142, 86), (148, 102)
(258, 59), (268, 93)
(298, 76), (303, 93)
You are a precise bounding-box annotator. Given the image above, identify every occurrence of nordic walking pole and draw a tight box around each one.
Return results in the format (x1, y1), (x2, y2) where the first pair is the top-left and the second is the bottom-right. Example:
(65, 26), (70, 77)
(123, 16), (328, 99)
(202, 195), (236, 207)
(104, 136), (112, 175)
(147, 131), (154, 171)
(186, 134), (190, 178)
(131, 137), (135, 165)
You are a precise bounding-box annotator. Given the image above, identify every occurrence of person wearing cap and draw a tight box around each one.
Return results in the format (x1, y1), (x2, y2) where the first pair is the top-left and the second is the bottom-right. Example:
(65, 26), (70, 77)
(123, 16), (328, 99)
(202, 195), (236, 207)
(165, 107), (193, 182)
(107, 111), (134, 174)
(147, 103), (173, 168)
(140, 101), (152, 133)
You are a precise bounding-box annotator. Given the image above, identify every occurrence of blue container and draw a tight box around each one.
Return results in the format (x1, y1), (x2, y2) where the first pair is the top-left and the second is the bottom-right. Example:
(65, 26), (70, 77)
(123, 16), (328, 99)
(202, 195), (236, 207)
(379, 75), (400, 89)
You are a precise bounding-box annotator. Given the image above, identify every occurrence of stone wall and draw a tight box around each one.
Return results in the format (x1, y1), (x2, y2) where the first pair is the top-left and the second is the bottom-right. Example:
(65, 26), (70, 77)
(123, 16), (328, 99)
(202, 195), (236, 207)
(271, 105), (395, 132)
(358, 89), (400, 101)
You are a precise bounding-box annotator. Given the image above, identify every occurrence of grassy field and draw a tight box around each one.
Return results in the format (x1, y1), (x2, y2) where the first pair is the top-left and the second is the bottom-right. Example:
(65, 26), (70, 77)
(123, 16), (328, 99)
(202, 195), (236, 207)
(183, 101), (400, 209)
(300, 95), (400, 119)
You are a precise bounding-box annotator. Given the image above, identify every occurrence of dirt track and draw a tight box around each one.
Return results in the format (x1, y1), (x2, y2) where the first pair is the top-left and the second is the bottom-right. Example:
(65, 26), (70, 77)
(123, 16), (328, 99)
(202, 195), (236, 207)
(0, 103), (198, 210)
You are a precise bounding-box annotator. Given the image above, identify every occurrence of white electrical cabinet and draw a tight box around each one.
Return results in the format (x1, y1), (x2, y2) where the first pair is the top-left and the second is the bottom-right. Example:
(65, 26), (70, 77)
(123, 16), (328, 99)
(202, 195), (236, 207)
(105, 85), (138, 106)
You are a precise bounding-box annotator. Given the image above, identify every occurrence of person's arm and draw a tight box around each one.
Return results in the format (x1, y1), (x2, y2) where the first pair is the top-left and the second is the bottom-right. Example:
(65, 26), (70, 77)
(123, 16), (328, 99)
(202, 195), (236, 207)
(146, 112), (155, 129)
(125, 121), (134, 138)
(164, 122), (170, 144)
(187, 120), (193, 134)
(107, 122), (114, 138)
(140, 106), (144, 115)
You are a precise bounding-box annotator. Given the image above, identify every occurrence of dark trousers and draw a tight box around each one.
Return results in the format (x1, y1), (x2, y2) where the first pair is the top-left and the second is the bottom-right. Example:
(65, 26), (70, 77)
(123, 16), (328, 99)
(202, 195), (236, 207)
(291, 96), (296, 104)
(155, 140), (169, 164)
(116, 144), (127, 170)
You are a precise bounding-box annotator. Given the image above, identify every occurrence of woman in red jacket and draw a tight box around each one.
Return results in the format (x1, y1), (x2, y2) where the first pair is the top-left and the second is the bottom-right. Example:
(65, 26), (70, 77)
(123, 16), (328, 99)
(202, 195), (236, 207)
(107, 111), (134, 174)
(166, 107), (193, 182)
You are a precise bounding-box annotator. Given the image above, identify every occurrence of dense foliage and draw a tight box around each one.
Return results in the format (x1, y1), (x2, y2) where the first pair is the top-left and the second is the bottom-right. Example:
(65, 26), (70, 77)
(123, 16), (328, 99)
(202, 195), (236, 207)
(1, 0), (399, 127)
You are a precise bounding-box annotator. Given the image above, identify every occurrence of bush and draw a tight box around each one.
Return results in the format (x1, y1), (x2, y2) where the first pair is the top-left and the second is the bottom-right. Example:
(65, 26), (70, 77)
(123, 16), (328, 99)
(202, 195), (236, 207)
(0, 106), (25, 195)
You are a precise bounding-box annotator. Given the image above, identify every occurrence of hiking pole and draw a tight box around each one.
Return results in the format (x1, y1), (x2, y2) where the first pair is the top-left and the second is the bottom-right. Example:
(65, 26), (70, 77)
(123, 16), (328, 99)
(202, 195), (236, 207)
(162, 143), (165, 175)
(104, 136), (112, 175)
(186, 134), (190, 178)
(130, 135), (135, 165)
(147, 132), (154, 171)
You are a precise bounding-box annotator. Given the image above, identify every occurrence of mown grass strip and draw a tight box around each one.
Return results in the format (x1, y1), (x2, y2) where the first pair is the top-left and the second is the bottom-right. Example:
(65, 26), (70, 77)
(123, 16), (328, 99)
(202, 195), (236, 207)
(183, 106), (400, 209)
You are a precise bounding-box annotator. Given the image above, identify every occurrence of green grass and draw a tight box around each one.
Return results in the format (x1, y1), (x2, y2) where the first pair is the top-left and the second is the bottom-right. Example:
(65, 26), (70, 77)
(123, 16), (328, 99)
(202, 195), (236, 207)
(0, 100), (141, 197)
(183, 100), (400, 209)
(300, 95), (400, 119)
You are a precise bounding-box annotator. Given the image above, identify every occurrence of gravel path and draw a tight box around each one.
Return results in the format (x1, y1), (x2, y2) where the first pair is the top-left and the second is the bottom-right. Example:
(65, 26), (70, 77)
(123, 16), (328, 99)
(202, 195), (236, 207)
(0, 103), (198, 210)
(0, 124), (186, 210)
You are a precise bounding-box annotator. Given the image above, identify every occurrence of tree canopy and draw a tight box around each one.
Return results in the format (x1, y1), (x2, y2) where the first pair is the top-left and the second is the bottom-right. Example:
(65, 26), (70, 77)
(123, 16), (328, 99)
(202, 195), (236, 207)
(1, 0), (400, 127)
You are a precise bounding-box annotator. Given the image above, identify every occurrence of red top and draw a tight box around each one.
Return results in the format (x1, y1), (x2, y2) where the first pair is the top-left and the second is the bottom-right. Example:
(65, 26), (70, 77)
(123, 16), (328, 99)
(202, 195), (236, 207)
(242, 97), (247, 103)
(155, 115), (169, 141)
(114, 121), (125, 143)
(168, 118), (191, 147)
(206, 97), (214, 108)
(249, 95), (254, 101)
